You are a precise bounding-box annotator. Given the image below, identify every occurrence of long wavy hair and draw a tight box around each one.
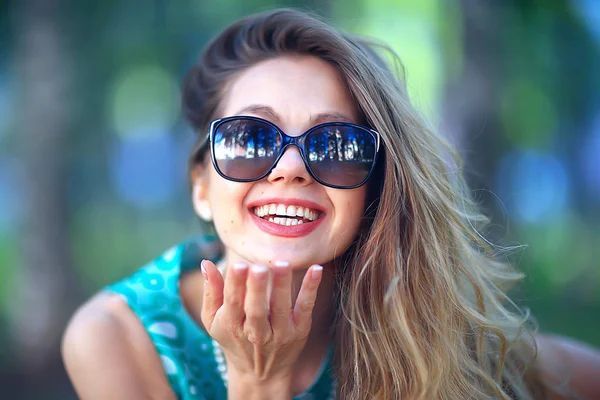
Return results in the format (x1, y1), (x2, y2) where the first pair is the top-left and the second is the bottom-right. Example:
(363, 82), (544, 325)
(183, 8), (550, 399)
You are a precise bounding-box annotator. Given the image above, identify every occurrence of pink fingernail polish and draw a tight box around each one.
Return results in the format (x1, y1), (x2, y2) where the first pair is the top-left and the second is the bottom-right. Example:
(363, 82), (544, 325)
(233, 262), (248, 270)
(312, 265), (323, 279)
(252, 265), (268, 274)
(200, 261), (208, 281)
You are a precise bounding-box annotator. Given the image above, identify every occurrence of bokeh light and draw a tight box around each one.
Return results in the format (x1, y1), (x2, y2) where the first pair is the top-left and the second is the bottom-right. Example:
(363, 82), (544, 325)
(0, 77), (10, 138)
(501, 80), (557, 149)
(523, 212), (594, 287)
(497, 149), (570, 223)
(336, 0), (447, 119)
(581, 111), (600, 197)
(575, 0), (600, 41)
(0, 162), (20, 234)
(108, 64), (180, 140)
(109, 127), (183, 208)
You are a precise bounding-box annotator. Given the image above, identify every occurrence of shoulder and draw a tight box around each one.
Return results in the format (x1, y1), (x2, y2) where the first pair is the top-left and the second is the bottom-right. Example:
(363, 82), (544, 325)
(62, 292), (176, 400)
(535, 333), (600, 399)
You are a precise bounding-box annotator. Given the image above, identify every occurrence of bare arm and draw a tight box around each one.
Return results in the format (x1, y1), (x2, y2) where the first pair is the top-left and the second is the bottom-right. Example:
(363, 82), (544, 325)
(536, 334), (600, 400)
(62, 293), (176, 400)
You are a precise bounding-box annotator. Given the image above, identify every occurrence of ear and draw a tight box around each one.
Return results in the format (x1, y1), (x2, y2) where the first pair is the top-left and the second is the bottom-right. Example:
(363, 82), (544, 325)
(191, 168), (213, 222)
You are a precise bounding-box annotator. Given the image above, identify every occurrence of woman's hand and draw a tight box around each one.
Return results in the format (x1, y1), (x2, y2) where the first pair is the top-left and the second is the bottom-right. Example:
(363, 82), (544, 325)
(200, 259), (323, 394)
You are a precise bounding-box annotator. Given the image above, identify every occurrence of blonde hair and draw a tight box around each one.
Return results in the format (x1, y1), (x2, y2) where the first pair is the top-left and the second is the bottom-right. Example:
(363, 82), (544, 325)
(183, 8), (549, 399)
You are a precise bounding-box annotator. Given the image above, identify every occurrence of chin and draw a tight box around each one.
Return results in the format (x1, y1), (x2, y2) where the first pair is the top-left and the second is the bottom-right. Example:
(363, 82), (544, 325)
(242, 245), (331, 269)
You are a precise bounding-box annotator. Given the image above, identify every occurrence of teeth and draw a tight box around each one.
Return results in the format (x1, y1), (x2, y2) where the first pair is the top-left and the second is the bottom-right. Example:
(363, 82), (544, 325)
(254, 203), (321, 222)
(265, 217), (305, 226)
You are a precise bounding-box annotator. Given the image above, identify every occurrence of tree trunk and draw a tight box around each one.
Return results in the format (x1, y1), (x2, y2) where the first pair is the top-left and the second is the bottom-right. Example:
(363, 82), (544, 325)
(12, 0), (77, 372)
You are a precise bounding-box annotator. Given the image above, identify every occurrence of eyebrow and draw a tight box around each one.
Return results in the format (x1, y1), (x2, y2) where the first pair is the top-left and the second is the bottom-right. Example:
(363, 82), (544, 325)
(234, 104), (355, 126)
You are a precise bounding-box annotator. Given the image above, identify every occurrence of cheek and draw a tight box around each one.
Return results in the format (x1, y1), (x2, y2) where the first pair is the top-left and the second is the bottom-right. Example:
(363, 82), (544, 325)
(332, 187), (367, 232)
(206, 172), (252, 229)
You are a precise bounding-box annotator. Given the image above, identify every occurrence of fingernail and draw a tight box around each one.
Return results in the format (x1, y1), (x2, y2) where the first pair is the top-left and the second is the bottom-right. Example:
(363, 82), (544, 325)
(274, 260), (289, 268)
(251, 265), (268, 274)
(233, 262), (248, 270)
(200, 260), (208, 282)
(311, 265), (323, 280)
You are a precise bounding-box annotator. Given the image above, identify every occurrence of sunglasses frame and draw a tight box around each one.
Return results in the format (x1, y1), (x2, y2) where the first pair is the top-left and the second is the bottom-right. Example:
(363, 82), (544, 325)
(207, 115), (381, 189)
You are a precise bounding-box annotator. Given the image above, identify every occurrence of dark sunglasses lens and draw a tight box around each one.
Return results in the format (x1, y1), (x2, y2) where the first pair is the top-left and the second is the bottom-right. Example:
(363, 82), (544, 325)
(213, 119), (281, 180)
(306, 125), (376, 187)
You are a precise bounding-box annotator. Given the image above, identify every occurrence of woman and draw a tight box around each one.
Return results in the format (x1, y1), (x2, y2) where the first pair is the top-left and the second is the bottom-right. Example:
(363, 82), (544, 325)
(62, 8), (600, 400)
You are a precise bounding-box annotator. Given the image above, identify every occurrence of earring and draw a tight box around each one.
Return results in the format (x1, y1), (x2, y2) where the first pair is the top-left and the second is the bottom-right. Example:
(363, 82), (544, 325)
(198, 204), (213, 222)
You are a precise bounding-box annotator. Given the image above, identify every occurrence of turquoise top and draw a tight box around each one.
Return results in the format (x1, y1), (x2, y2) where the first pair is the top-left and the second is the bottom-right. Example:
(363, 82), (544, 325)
(107, 237), (336, 400)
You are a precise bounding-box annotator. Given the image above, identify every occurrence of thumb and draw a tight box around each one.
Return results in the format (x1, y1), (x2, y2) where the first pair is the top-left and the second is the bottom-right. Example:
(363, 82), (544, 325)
(200, 259), (224, 330)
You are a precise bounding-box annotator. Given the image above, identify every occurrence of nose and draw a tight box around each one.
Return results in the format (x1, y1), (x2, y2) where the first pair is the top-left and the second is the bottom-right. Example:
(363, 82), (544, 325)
(267, 145), (313, 186)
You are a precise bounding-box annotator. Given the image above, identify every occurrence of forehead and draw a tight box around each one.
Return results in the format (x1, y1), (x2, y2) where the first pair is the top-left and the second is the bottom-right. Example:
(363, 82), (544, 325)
(220, 55), (360, 126)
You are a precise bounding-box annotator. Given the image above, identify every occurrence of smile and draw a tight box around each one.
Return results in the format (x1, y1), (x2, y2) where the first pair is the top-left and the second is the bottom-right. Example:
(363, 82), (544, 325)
(248, 199), (325, 238)
(252, 203), (321, 226)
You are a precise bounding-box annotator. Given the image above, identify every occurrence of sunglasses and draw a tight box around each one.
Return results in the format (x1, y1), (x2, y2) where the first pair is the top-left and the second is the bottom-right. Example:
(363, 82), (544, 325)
(207, 116), (380, 189)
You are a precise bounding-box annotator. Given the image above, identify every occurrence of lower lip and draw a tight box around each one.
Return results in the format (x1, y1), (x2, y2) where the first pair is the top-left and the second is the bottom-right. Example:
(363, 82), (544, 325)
(249, 212), (324, 238)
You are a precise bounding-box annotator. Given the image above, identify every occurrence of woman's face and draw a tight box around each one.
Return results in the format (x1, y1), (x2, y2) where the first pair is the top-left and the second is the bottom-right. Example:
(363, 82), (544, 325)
(193, 55), (367, 268)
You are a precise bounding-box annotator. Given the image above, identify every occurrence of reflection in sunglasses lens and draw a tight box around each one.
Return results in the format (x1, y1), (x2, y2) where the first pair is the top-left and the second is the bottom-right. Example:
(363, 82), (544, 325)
(306, 126), (375, 187)
(212, 119), (376, 187)
(214, 120), (280, 180)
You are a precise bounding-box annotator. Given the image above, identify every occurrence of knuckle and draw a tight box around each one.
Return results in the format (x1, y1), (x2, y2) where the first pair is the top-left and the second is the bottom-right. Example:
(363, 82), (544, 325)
(245, 331), (269, 346)
(295, 318), (312, 337)
(244, 307), (267, 320)
(222, 320), (238, 334)
(270, 307), (290, 318)
(225, 296), (243, 309)
(297, 328), (310, 341)
(271, 331), (291, 345)
(230, 326), (244, 340)
(297, 299), (315, 314)
(227, 278), (244, 290)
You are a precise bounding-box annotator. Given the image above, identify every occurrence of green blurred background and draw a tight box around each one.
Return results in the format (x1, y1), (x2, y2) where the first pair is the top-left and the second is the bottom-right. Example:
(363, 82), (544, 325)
(0, 0), (599, 398)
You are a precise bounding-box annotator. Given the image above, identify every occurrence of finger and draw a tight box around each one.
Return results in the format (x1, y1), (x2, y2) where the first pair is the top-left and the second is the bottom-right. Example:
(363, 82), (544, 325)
(243, 265), (271, 345)
(200, 259), (224, 330)
(222, 262), (249, 326)
(292, 265), (323, 334)
(269, 261), (292, 333)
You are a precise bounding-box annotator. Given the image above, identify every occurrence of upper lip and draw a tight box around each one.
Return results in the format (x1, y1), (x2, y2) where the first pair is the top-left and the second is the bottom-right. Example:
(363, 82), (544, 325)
(246, 197), (326, 213)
